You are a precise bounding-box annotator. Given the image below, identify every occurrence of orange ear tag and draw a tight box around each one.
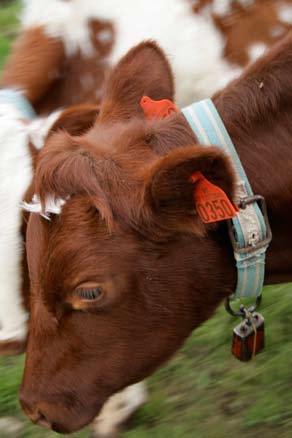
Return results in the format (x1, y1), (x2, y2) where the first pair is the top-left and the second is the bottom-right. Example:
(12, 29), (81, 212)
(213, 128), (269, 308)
(140, 96), (179, 120)
(191, 172), (239, 223)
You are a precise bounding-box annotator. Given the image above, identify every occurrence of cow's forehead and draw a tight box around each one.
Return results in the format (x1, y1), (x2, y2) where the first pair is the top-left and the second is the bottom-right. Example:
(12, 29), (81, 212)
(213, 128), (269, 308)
(87, 118), (159, 155)
(24, 112), (199, 231)
(89, 114), (198, 161)
(27, 198), (146, 311)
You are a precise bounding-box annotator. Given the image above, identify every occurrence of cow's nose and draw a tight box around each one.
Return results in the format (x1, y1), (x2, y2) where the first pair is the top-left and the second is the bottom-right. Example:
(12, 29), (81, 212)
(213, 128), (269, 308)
(20, 397), (52, 429)
(32, 411), (52, 429)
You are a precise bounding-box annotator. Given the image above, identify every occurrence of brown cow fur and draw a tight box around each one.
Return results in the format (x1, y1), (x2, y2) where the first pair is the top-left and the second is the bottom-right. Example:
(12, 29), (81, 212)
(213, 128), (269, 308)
(19, 35), (292, 433)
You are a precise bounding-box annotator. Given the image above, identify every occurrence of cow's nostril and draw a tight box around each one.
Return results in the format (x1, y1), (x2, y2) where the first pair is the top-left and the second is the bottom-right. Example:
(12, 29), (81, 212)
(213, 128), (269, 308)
(35, 411), (52, 429)
(22, 404), (51, 429)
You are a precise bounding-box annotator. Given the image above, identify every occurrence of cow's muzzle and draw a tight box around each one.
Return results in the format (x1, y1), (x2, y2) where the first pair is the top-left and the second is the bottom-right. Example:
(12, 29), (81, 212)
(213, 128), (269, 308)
(19, 389), (104, 434)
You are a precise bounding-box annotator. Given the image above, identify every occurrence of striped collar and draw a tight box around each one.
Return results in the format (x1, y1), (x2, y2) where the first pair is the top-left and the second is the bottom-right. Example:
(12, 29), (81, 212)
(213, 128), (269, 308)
(182, 99), (272, 301)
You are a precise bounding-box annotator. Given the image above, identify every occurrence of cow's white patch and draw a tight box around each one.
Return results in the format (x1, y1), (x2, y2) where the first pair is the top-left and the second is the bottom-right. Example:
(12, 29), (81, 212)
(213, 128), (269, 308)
(92, 382), (148, 437)
(270, 25), (286, 38)
(277, 4), (292, 24)
(248, 42), (267, 62)
(97, 28), (113, 45)
(89, 0), (241, 106)
(0, 106), (32, 342)
(21, 0), (241, 106)
(238, 0), (254, 7)
(211, 0), (232, 17)
(22, 0), (96, 56)
(22, 195), (66, 220)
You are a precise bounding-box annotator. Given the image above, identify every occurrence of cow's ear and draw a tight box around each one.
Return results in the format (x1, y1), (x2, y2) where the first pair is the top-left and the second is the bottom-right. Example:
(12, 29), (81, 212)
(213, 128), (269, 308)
(49, 104), (100, 136)
(28, 104), (100, 150)
(143, 146), (236, 235)
(99, 41), (174, 122)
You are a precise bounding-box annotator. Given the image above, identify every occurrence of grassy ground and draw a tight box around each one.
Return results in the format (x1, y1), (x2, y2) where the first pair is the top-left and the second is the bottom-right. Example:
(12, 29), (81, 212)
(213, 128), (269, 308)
(0, 1), (19, 70)
(1, 3), (292, 438)
(123, 284), (292, 438)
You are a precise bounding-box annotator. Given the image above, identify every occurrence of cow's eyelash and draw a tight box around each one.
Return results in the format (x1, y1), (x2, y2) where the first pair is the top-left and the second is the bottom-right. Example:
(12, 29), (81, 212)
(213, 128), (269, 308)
(75, 288), (103, 300)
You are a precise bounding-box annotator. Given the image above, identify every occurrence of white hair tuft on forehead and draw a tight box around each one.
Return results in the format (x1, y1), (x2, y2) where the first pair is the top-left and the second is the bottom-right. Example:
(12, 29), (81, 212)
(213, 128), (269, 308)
(22, 194), (66, 220)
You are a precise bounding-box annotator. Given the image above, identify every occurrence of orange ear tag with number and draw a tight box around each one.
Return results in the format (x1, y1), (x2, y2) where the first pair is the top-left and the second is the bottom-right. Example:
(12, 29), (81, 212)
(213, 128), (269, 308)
(191, 172), (239, 223)
(140, 96), (179, 120)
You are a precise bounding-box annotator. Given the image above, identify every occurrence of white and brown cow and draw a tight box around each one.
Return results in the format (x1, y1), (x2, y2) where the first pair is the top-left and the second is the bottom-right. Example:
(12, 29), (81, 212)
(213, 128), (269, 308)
(1, 0), (291, 350)
(0, 0), (292, 436)
(2, 0), (292, 114)
(18, 33), (292, 434)
(2, 0), (290, 359)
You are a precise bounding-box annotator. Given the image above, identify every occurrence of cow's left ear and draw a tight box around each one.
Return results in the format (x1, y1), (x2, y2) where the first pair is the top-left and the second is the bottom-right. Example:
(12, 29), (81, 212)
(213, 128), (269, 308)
(143, 146), (236, 235)
(28, 104), (100, 150)
(49, 104), (100, 136)
(99, 41), (174, 122)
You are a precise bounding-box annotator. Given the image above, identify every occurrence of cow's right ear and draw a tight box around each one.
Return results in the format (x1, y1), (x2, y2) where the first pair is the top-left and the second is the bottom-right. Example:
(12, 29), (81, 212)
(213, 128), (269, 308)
(143, 146), (236, 236)
(99, 41), (174, 122)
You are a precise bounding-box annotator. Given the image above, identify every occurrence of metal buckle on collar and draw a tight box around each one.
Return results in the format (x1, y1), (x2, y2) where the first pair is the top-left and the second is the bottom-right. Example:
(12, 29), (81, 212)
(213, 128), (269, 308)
(225, 195), (272, 318)
(228, 194), (272, 254)
(225, 294), (262, 318)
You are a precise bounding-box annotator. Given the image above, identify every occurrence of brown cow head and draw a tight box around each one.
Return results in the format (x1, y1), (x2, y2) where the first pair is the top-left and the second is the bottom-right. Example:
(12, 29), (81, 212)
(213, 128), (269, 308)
(20, 41), (237, 434)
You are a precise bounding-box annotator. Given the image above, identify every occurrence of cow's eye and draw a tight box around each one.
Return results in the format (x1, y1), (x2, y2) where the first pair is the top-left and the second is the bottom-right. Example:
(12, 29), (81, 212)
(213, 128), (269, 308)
(69, 281), (113, 311)
(75, 287), (103, 301)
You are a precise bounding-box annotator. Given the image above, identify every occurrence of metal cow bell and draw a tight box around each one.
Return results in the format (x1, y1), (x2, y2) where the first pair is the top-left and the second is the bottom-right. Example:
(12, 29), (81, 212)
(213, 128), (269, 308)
(232, 312), (265, 362)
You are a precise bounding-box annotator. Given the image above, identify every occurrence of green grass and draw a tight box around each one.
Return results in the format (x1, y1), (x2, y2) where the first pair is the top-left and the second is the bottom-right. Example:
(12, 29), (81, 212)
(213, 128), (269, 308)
(0, 1), (20, 70)
(1, 3), (292, 438)
(121, 283), (292, 438)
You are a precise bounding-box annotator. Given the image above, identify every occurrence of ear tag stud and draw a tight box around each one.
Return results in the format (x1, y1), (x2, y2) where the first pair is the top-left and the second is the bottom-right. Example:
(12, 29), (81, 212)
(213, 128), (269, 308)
(232, 310), (265, 362)
(140, 96), (179, 120)
(191, 172), (239, 224)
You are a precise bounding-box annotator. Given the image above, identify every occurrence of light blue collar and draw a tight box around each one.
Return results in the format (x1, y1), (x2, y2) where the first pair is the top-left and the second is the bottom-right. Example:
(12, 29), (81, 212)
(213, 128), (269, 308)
(182, 99), (272, 300)
(0, 89), (36, 120)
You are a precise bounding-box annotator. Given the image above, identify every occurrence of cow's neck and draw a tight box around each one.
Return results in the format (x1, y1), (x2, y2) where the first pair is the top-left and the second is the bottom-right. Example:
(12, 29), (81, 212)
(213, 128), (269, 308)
(213, 36), (292, 285)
